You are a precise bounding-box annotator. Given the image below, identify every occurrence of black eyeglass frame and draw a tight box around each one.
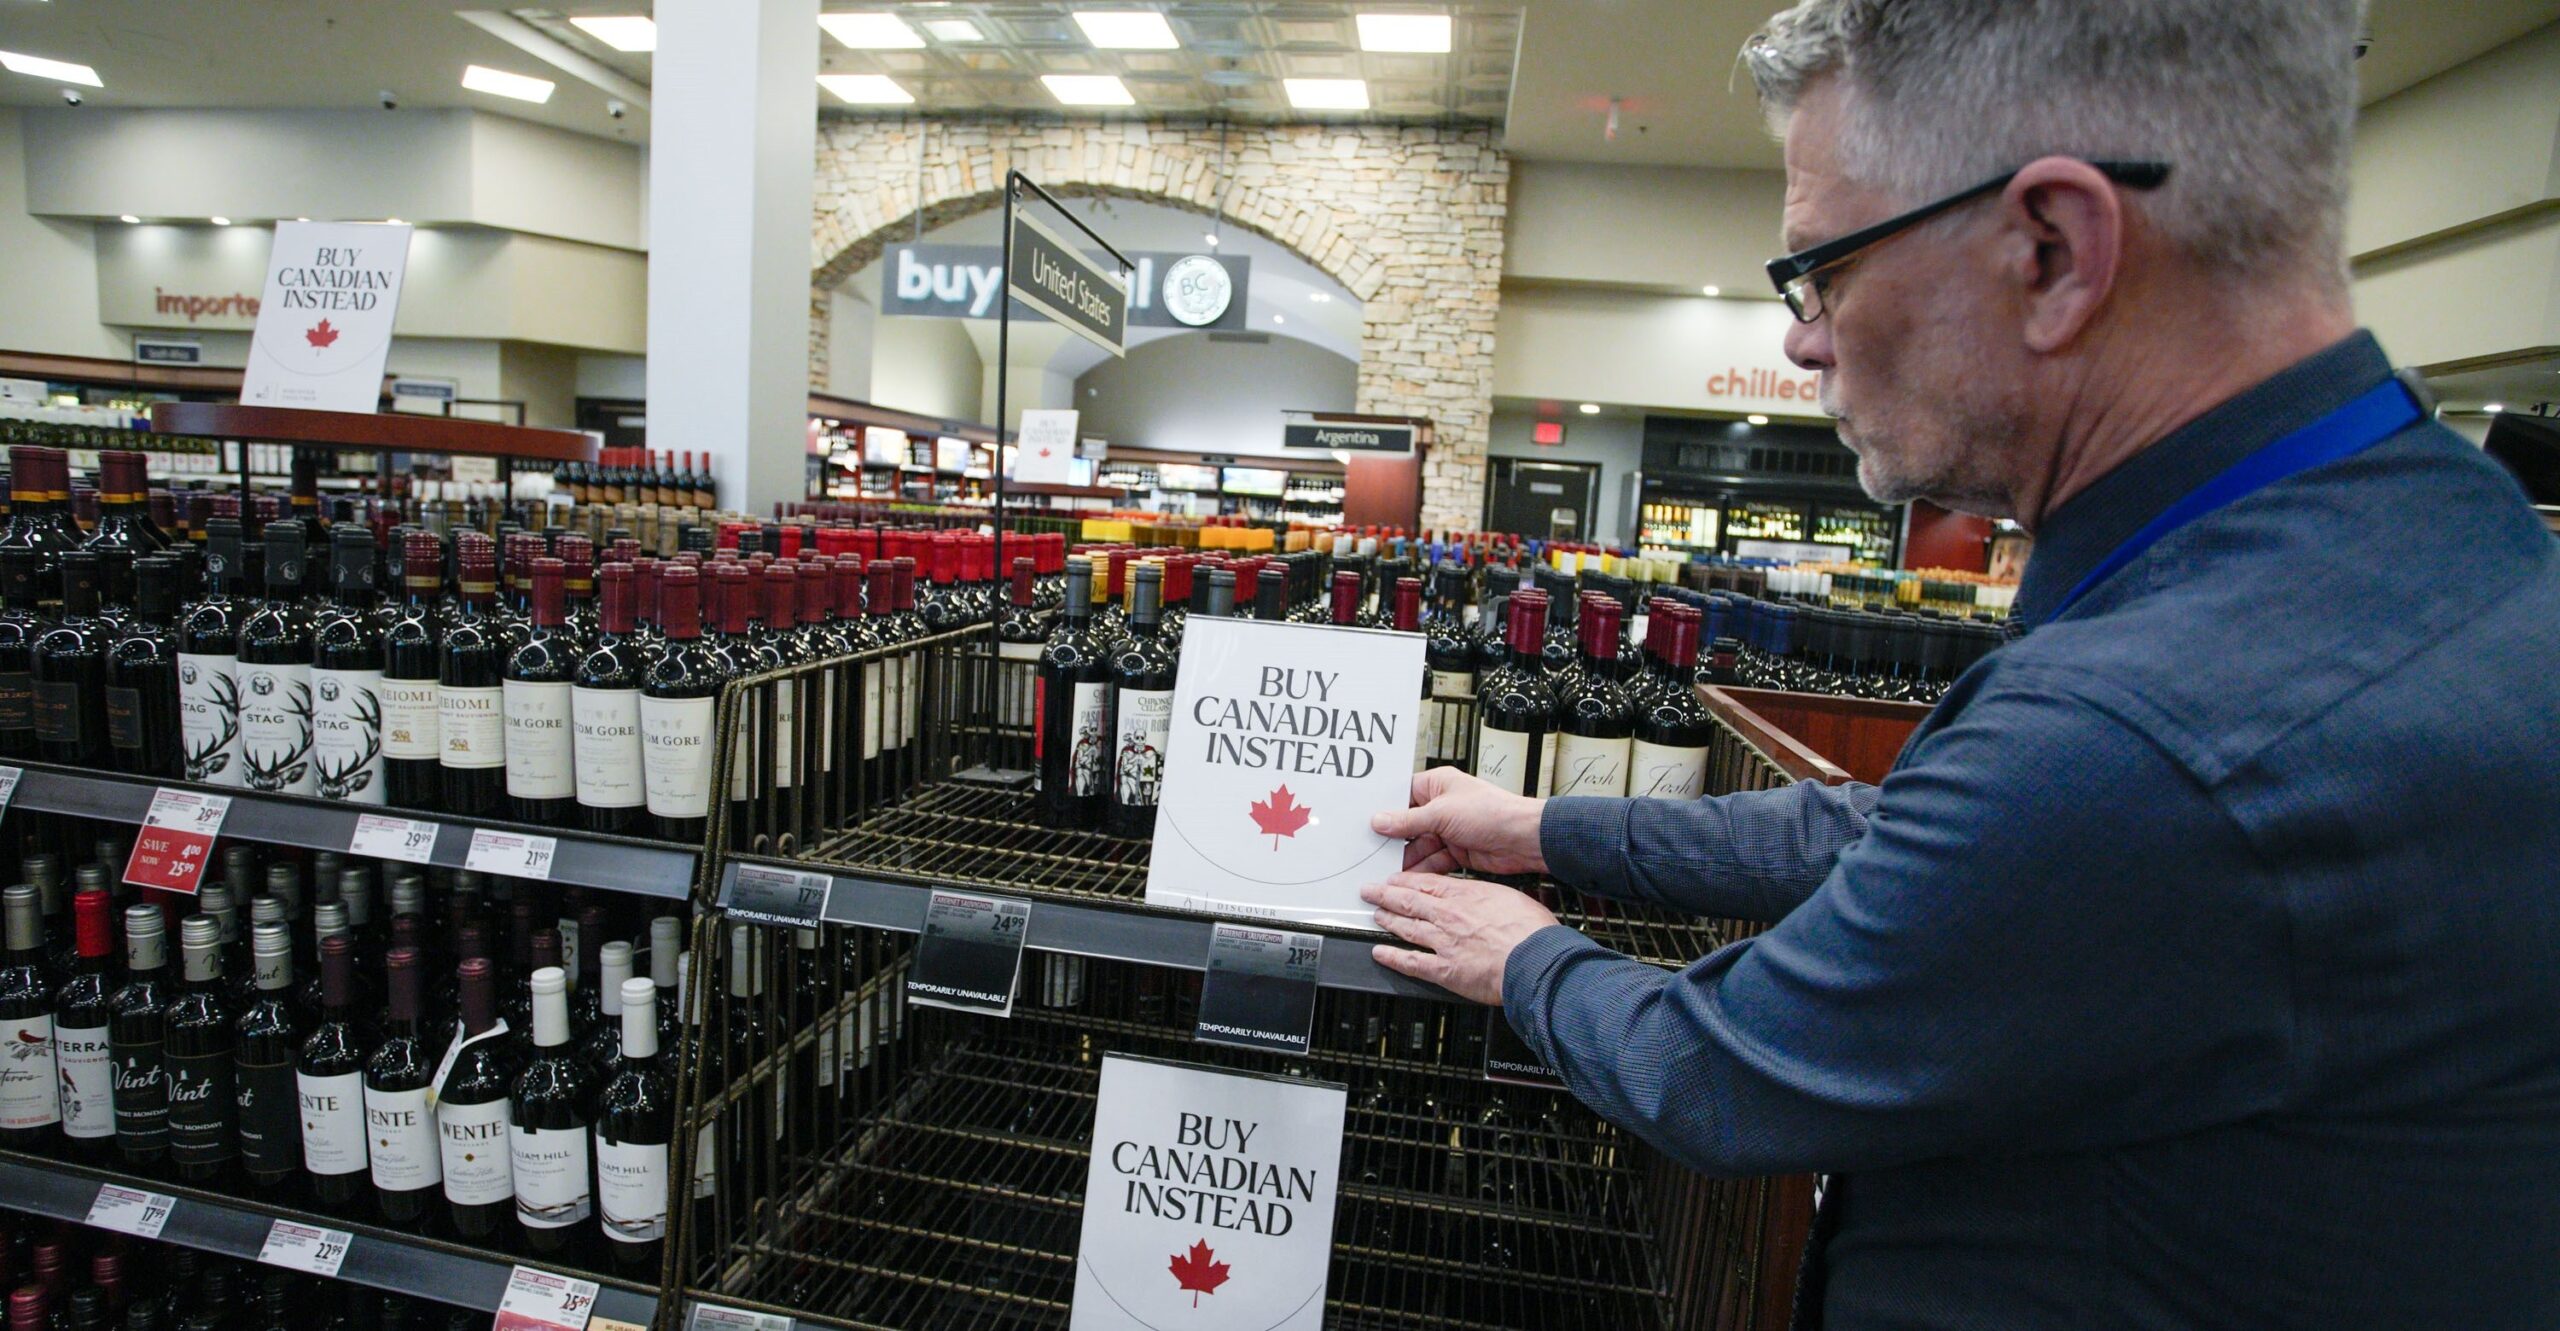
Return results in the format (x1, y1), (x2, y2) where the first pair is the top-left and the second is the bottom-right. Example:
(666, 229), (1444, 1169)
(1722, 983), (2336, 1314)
(1765, 159), (2171, 323)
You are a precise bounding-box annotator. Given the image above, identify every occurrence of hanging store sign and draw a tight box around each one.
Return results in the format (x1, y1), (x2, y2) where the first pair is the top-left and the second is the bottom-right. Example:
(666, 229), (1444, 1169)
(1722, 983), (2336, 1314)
(1071, 1054), (1346, 1331)
(133, 337), (203, 366)
(1006, 211), (1127, 358)
(241, 221), (412, 414)
(886, 243), (1251, 331)
(1145, 616), (1420, 932)
(1283, 420), (1414, 454)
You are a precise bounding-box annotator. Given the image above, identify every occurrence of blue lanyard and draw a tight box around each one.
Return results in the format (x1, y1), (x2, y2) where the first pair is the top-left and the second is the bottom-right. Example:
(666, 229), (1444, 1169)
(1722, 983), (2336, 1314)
(2042, 378), (2422, 625)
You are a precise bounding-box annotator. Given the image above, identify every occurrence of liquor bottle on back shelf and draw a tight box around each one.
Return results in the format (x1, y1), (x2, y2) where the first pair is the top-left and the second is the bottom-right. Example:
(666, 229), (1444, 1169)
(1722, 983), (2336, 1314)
(103, 555), (183, 777)
(1392, 577), (1429, 773)
(1473, 591), (1557, 798)
(233, 922), (302, 1197)
(0, 549), (42, 760)
(309, 530), (386, 804)
(52, 888), (116, 1161)
(639, 566), (719, 843)
(1104, 562), (1175, 839)
(510, 966), (596, 1259)
(178, 520), (246, 785)
(287, 453), (330, 600)
(364, 947), (441, 1228)
(108, 904), (172, 1170)
(503, 559), (577, 825)
(236, 525), (317, 795)
(1552, 597), (1633, 799)
(0, 884), (58, 1147)
(380, 531), (443, 807)
(297, 934), (371, 1211)
(1035, 557), (1109, 830)
(595, 976), (671, 1273)
(438, 544), (507, 816)
(165, 916), (237, 1186)
(572, 562), (648, 835)
(32, 551), (111, 767)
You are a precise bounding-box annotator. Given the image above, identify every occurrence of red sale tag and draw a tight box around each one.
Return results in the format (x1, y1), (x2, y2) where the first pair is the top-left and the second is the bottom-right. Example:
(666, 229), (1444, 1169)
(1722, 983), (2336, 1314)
(122, 789), (231, 895)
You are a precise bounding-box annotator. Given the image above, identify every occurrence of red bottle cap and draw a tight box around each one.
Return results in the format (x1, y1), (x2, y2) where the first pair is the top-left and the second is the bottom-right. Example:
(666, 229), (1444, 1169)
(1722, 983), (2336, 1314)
(798, 561), (830, 624)
(762, 563), (797, 627)
(658, 565), (703, 639)
(597, 563), (636, 635)
(529, 558), (565, 627)
(1330, 570), (1362, 625)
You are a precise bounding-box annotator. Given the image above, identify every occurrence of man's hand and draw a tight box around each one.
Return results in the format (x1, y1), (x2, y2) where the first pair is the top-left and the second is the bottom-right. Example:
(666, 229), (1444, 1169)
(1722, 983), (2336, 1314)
(1371, 766), (1549, 877)
(1362, 872), (1561, 1005)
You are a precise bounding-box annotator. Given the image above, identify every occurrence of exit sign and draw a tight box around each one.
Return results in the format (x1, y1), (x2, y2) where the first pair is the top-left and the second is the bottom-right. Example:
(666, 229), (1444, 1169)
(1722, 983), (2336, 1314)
(1532, 420), (1566, 446)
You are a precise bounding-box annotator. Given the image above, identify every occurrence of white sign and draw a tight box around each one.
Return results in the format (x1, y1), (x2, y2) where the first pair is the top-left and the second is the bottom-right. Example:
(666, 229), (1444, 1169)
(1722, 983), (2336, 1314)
(258, 1219), (353, 1277)
(389, 376), (459, 416)
(1146, 616), (1419, 931)
(1071, 1055), (1345, 1331)
(350, 813), (439, 864)
(0, 766), (19, 819)
(241, 221), (412, 414)
(493, 1266), (599, 1331)
(466, 829), (557, 880)
(1013, 410), (1078, 485)
(85, 1184), (176, 1239)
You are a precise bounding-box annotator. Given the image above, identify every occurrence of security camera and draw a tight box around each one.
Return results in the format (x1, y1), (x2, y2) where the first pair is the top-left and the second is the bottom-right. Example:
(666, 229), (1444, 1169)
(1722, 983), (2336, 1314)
(606, 100), (627, 120)
(60, 89), (81, 107)
(2353, 31), (2373, 60)
(379, 90), (399, 110)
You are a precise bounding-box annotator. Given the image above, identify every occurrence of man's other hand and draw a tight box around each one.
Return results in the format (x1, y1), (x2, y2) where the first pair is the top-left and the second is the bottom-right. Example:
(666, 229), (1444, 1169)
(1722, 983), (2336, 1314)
(1371, 766), (1550, 877)
(1362, 872), (1561, 1006)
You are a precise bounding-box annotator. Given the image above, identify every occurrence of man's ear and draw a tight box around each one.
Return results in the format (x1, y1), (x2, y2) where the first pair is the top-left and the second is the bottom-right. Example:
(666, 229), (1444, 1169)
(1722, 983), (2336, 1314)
(1995, 156), (2125, 354)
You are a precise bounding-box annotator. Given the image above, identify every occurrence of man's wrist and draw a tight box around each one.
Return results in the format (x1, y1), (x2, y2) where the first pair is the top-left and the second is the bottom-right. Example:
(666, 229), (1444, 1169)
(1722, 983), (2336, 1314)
(1538, 795), (1632, 893)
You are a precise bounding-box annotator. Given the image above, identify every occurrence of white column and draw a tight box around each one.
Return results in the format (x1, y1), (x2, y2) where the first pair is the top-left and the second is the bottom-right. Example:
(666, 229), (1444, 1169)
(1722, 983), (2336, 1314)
(645, 0), (818, 517)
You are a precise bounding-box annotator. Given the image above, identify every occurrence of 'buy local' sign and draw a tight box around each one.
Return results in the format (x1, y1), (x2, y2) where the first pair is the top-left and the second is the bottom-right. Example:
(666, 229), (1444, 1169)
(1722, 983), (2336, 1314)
(241, 221), (412, 414)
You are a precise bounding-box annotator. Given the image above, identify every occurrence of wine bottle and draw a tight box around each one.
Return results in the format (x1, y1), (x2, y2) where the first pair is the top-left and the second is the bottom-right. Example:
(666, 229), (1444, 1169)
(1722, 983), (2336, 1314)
(1473, 591), (1557, 798)
(1104, 562), (1174, 839)
(1034, 557), (1108, 830)
(557, 535), (598, 649)
(509, 966), (596, 1257)
(236, 525), (317, 795)
(176, 520), (245, 785)
(0, 549), (41, 760)
(306, 529), (387, 803)
(594, 976), (670, 1272)
(503, 558), (577, 824)
(0, 446), (76, 610)
(639, 566), (718, 843)
(1629, 606), (1713, 800)
(364, 947), (442, 1227)
(234, 922), (302, 1196)
(165, 916), (238, 1184)
(0, 884), (59, 1146)
(1553, 597), (1633, 799)
(108, 903), (172, 1168)
(380, 531), (443, 807)
(32, 551), (110, 767)
(286, 453), (330, 600)
(570, 562), (648, 835)
(296, 933), (371, 1210)
(577, 941), (634, 1085)
(84, 451), (166, 554)
(437, 545), (507, 816)
(52, 888), (115, 1160)
(101, 555), (183, 777)
(437, 957), (517, 1241)
(1424, 565), (1476, 771)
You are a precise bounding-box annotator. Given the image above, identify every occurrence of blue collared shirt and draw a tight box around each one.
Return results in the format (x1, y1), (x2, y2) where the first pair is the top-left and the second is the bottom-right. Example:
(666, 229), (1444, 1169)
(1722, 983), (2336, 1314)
(1514, 332), (2560, 1329)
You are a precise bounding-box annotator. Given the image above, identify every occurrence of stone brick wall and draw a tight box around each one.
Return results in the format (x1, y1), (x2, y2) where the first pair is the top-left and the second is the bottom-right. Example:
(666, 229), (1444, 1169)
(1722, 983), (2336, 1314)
(810, 119), (1507, 530)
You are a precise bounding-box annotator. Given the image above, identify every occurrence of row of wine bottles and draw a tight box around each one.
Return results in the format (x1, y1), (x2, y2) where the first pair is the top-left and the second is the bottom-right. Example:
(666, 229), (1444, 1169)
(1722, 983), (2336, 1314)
(1, 1219), (475, 1331)
(550, 450), (718, 512)
(0, 847), (691, 1272)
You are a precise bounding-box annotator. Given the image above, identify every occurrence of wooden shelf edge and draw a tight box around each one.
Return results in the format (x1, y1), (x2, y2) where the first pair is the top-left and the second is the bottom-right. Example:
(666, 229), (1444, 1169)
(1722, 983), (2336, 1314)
(150, 402), (598, 463)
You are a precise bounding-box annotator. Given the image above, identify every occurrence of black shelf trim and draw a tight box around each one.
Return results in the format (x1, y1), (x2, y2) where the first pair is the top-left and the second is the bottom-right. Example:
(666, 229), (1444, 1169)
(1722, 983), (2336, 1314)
(0, 1153), (659, 1326)
(8, 762), (697, 901)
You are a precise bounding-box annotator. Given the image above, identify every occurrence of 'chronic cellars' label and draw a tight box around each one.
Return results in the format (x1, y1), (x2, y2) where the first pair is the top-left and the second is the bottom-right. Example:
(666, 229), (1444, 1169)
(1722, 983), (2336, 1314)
(502, 680), (575, 800)
(0, 1014), (57, 1131)
(436, 1098), (514, 1205)
(639, 694), (714, 819)
(1065, 681), (1109, 797)
(296, 1070), (369, 1177)
(176, 654), (241, 785)
(237, 661), (317, 795)
(1113, 688), (1173, 806)
(596, 1135), (669, 1242)
(377, 677), (441, 762)
(364, 1085), (442, 1192)
(311, 667), (387, 803)
(997, 641), (1040, 730)
(1552, 733), (1632, 799)
(572, 687), (646, 810)
(438, 685), (505, 770)
(509, 1122), (593, 1228)
(55, 1019), (112, 1140)
(1629, 739), (1708, 801)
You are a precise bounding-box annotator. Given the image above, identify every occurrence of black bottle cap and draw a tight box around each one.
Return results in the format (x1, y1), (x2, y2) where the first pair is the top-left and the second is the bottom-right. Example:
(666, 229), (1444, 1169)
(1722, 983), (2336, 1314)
(133, 555), (180, 619)
(262, 520), (304, 588)
(330, 527), (376, 596)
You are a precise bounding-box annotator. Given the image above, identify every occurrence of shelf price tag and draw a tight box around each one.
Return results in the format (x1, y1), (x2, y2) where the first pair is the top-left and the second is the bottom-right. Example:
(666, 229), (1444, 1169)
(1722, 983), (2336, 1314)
(491, 1265), (598, 1331)
(1194, 923), (1323, 1056)
(257, 1218), (353, 1278)
(1483, 1010), (1565, 1088)
(686, 1307), (793, 1331)
(84, 1184), (176, 1239)
(123, 788), (232, 895)
(466, 829), (557, 881)
(906, 891), (1030, 1018)
(0, 765), (20, 818)
(721, 865), (830, 929)
(350, 813), (440, 865)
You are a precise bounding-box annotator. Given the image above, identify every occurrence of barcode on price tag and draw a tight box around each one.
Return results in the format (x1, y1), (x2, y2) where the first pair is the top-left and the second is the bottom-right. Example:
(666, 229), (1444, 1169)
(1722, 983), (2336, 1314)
(0, 765), (21, 818)
(686, 1307), (792, 1331)
(85, 1184), (175, 1238)
(491, 1266), (599, 1331)
(143, 788), (231, 834)
(258, 1219), (352, 1277)
(351, 813), (440, 864)
(466, 829), (557, 881)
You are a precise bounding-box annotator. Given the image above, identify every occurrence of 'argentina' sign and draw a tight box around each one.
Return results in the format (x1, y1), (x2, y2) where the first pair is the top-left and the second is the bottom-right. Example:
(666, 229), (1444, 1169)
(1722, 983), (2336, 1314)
(1006, 211), (1127, 358)
(1283, 421), (1415, 454)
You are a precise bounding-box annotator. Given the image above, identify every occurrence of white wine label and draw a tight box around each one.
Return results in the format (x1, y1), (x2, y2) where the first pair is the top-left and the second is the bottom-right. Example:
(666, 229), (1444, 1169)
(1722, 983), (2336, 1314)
(771, 678), (797, 789)
(177, 653), (243, 787)
(997, 641), (1041, 730)
(437, 1097), (514, 1205)
(378, 677), (440, 762)
(438, 685), (505, 770)
(1552, 733), (1632, 799)
(1429, 669), (1478, 700)
(691, 1120), (716, 1200)
(296, 1070), (369, 1177)
(860, 661), (884, 761)
(55, 1021), (113, 1139)
(1473, 724), (1540, 797)
(502, 680), (575, 799)
(237, 661), (317, 795)
(1067, 681), (1110, 797)
(0, 1013), (57, 1130)
(310, 668), (386, 804)
(595, 1135), (669, 1243)
(509, 1122), (594, 1228)
(898, 651), (921, 751)
(727, 693), (757, 802)
(640, 694), (714, 819)
(1629, 739), (1708, 801)
(572, 688), (646, 810)
(1538, 731), (1560, 796)
(363, 1085), (442, 1192)
(1113, 687), (1173, 806)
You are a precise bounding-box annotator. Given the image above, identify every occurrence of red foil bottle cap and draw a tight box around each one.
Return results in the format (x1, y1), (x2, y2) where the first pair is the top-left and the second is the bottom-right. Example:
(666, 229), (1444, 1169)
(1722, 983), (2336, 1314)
(597, 563), (636, 635)
(798, 562), (830, 624)
(529, 558), (565, 627)
(658, 564), (703, 638)
(763, 563), (797, 626)
(72, 888), (112, 959)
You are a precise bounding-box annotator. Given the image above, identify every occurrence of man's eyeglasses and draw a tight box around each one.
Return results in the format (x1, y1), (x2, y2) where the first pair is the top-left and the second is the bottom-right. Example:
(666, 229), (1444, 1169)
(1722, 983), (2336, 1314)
(1766, 160), (2170, 324)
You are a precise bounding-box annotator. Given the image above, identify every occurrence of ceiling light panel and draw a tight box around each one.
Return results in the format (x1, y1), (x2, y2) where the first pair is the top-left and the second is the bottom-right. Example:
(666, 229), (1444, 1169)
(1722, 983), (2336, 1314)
(1042, 73), (1135, 106)
(460, 65), (555, 103)
(1283, 77), (1368, 111)
(0, 50), (102, 87)
(817, 73), (915, 104)
(568, 16), (657, 52)
(1356, 13), (1451, 54)
(1072, 11), (1180, 50)
(818, 12), (925, 49)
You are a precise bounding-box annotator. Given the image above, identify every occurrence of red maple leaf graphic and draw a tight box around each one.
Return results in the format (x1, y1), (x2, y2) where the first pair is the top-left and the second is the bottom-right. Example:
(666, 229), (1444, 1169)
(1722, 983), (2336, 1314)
(1248, 784), (1311, 849)
(1168, 1238), (1231, 1307)
(305, 319), (340, 349)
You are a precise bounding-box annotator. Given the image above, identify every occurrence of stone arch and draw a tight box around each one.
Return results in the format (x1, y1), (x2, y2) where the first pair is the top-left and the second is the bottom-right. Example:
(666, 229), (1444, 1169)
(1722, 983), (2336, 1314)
(809, 118), (1507, 529)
